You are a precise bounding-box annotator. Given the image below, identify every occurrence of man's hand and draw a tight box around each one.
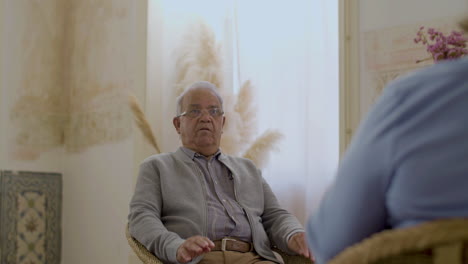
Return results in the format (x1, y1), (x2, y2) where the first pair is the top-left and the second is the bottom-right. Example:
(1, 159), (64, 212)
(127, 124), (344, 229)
(287, 232), (314, 261)
(176, 236), (215, 263)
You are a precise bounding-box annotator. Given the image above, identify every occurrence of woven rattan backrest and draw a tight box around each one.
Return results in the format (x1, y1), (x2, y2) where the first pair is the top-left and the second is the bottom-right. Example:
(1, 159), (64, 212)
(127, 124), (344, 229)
(329, 218), (468, 264)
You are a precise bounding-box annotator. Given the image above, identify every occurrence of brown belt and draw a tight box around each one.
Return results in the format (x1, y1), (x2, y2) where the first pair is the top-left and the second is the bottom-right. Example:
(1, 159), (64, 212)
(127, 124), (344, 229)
(212, 238), (253, 253)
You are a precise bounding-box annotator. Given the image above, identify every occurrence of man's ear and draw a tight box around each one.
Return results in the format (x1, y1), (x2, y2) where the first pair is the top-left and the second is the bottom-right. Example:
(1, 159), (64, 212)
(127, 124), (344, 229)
(173, 117), (181, 134)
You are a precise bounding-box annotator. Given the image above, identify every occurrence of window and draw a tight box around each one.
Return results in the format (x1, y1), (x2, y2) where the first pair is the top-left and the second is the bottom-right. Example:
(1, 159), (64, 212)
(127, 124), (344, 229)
(147, 0), (339, 223)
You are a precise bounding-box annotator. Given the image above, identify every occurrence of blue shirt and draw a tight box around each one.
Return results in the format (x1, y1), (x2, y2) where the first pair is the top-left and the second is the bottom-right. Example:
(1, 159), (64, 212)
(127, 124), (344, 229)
(307, 58), (468, 264)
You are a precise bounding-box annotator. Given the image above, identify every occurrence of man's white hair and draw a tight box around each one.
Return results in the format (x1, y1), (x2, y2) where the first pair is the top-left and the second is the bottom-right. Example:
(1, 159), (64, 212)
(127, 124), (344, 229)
(175, 81), (224, 116)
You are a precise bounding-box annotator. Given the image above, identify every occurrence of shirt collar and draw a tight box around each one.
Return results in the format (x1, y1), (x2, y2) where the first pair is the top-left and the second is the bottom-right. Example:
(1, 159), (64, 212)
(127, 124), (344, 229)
(179, 146), (222, 160)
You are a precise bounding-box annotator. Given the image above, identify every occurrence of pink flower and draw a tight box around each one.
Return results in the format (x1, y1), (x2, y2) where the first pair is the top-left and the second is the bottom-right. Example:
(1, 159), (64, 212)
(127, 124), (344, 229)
(414, 27), (468, 63)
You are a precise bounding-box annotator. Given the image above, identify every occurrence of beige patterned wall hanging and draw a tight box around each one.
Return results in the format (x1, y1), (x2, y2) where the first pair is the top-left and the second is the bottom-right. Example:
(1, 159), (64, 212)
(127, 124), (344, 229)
(9, 0), (136, 159)
(64, 0), (134, 152)
(8, 0), (68, 160)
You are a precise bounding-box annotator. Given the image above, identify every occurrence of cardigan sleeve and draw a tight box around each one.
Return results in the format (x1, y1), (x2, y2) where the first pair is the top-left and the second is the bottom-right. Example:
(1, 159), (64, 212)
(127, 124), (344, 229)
(260, 172), (305, 254)
(128, 160), (186, 263)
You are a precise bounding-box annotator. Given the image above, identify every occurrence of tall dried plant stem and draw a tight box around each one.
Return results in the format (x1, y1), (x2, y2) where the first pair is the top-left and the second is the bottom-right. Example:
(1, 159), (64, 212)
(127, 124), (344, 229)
(128, 95), (161, 154)
(174, 22), (224, 96)
(235, 80), (257, 148)
(243, 130), (283, 169)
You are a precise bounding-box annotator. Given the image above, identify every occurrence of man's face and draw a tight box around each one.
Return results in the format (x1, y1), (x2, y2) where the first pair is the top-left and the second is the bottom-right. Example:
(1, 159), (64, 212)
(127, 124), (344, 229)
(173, 88), (225, 155)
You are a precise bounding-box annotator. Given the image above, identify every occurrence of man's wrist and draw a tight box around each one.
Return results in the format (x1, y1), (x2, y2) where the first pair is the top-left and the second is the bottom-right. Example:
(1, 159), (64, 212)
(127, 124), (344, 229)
(286, 230), (303, 243)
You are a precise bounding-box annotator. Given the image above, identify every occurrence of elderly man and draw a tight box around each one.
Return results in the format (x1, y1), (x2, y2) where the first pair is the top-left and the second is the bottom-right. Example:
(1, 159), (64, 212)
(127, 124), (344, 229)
(129, 81), (312, 264)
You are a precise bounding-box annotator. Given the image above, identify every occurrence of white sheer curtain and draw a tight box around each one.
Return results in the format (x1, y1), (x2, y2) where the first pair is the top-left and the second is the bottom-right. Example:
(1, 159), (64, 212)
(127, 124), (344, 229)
(148, 0), (339, 224)
(233, 1), (339, 224)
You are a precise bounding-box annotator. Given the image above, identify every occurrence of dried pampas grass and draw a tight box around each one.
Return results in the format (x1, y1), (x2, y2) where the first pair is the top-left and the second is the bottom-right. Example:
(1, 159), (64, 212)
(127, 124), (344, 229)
(220, 91), (243, 155)
(128, 95), (161, 154)
(128, 20), (284, 168)
(243, 130), (283, 169)
(174, 22), (224, 96)
(172, 20), (284, 167)
(235, 80), (257, 148)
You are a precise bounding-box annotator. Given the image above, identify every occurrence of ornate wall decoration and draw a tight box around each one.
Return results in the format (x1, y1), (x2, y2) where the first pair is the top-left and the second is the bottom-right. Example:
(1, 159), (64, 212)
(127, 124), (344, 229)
(0, 171), (62, 264)
(361, 17), (461, 113)
(65, 91), (132, 152)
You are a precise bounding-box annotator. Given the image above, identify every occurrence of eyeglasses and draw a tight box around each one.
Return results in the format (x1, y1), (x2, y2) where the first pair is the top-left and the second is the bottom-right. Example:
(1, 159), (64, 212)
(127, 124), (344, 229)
(177, 108), (224, 118)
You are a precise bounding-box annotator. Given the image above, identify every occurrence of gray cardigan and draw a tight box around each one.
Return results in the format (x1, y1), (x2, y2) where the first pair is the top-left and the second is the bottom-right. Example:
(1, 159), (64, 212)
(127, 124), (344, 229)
(128, 148), (304, 264)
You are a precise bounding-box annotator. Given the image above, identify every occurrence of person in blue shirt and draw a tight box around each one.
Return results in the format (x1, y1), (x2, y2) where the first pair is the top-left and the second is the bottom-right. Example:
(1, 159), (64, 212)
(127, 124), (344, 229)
(307, 23), (468, 263)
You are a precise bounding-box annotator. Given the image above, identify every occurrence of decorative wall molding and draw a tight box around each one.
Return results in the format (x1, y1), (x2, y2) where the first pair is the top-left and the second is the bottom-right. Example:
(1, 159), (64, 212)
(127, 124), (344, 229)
(339, 0), (361, 155)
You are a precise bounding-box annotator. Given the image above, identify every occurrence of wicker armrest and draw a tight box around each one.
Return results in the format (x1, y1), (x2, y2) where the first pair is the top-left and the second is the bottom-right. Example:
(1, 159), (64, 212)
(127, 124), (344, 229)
(126, 225), (163, 264)
(329, 218), (468, 264)
(127, 224), (314, 264)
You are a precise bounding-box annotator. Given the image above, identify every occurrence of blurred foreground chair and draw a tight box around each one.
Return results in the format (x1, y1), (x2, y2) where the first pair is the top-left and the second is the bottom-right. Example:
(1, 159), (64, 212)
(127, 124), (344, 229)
(126, 224), (313, 264)
(329, 218), (468, 264)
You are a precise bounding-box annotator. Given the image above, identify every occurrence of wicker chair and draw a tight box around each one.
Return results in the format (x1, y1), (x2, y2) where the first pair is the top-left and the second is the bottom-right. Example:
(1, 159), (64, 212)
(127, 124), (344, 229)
(328, 218), (468, 264)
(126, 224), (313, 264)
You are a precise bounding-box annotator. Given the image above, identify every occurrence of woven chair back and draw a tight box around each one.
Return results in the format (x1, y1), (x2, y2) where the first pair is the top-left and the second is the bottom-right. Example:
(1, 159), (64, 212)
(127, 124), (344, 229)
(329, 218), (468, 264)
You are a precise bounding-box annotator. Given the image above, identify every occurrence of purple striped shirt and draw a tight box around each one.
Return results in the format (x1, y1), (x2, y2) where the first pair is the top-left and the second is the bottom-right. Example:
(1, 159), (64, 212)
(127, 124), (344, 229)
(181, 147), (252, 242)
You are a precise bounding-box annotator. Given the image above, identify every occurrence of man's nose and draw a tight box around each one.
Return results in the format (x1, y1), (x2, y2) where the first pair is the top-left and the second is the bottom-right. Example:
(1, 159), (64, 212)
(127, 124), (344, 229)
(199, 110), (212, 121)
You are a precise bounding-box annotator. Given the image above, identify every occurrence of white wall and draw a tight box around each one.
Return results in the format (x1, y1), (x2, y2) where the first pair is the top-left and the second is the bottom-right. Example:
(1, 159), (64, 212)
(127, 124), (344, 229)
(62, 139), (135, 263)
(360, 0), (467, 32)
(60, 1), (147, 263)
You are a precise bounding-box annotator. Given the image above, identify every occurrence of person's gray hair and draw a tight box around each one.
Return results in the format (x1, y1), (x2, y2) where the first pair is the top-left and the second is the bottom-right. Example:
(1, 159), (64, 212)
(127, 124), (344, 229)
(175, 81), (224, 116)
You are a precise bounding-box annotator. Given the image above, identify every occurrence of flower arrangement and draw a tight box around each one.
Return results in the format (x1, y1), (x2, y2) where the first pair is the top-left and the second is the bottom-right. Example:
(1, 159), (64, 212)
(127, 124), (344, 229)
(414, 26), (468, 63)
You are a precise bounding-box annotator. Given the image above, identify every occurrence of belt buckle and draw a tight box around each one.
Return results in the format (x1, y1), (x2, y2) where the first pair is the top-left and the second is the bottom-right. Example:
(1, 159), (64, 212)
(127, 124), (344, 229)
(221, 237), (236, 251)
